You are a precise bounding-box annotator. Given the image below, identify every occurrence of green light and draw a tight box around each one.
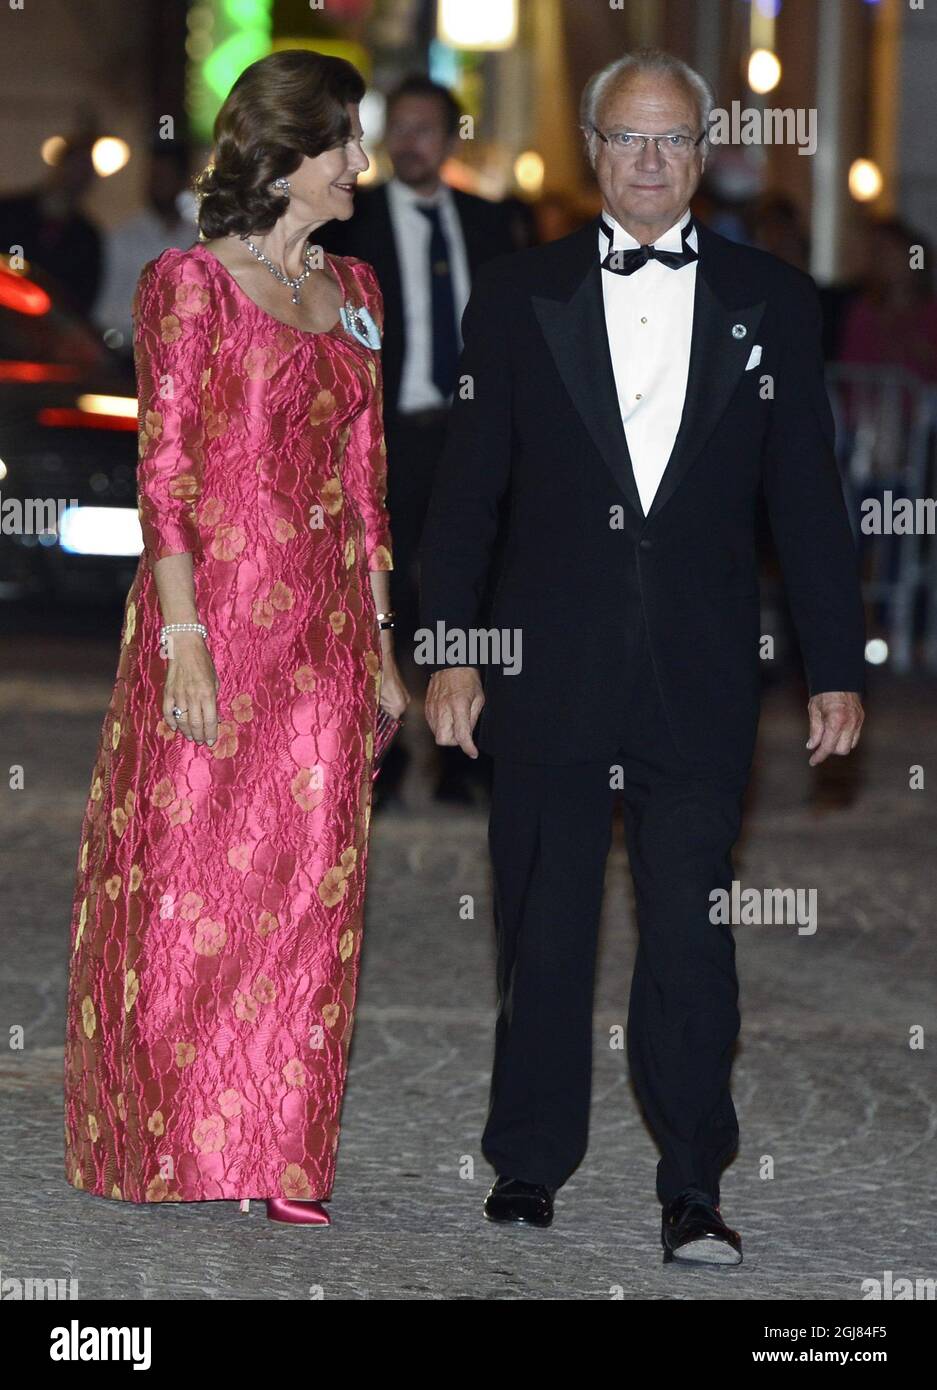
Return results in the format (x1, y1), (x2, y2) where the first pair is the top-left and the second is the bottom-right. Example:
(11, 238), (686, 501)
(203, 28), (270, 99)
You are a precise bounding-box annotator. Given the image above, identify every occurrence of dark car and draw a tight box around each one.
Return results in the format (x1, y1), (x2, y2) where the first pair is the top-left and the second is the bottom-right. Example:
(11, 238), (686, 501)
(0, 253), (141, 602)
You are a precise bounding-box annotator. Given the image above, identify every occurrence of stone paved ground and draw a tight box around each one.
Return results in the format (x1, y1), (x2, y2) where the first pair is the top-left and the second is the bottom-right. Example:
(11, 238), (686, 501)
(1, 630), (935, 1300)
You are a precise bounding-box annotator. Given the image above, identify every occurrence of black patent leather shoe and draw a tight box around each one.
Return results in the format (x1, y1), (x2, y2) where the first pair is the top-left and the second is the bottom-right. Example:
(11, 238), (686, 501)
(661, 1187), (743, 1265)
(484, 1176), (554, 1227)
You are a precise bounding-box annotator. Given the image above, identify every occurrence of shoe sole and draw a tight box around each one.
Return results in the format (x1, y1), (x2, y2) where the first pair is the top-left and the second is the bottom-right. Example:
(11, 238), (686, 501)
(664, 1238), (742, 1266)
(484, 1211), (552, 1228)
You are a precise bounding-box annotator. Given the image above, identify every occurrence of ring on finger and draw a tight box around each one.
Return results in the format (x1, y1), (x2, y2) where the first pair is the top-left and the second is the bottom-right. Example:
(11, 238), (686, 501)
(172, 706), (189, 719)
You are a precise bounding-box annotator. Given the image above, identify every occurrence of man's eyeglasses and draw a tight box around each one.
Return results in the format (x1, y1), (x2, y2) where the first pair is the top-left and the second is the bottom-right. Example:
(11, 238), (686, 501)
(589, 126), (706, 160)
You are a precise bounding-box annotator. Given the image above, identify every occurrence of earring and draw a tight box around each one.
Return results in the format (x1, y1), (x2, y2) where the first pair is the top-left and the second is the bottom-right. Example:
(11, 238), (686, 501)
(270, 177), (291, 199)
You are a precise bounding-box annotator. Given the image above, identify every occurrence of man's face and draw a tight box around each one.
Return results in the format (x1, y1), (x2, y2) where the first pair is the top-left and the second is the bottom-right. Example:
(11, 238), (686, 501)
(590, 73), (706, 237)
(385, 94), (454, 186)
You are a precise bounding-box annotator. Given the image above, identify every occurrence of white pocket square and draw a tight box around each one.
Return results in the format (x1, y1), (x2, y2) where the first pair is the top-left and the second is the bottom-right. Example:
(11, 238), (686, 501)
(745, 344), (762, 371)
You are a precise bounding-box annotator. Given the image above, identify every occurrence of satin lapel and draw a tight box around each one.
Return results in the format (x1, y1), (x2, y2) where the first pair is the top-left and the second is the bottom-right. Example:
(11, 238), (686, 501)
(531, 220), (644, 519)
(645, 232), (765, 522)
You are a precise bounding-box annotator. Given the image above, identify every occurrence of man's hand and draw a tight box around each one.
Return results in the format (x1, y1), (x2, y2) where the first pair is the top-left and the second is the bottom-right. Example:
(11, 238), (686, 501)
(806, 691), (864, 766)
(425, 667), (485, 758)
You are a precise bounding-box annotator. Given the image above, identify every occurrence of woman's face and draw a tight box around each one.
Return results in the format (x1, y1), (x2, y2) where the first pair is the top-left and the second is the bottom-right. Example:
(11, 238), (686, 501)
(289, 102), (369, 223)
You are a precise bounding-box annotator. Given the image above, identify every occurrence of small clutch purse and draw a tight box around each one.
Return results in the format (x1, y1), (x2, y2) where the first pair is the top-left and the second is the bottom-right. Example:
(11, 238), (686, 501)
(373, 706), (402, 781)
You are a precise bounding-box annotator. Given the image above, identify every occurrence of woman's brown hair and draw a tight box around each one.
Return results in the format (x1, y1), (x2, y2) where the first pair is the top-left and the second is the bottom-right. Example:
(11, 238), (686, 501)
(194, 48), (365, 239)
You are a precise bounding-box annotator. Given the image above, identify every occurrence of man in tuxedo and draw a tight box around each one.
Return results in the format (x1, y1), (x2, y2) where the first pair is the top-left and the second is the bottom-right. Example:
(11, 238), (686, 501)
(419, 50), (865, 1264)
(318, 74), (514, 801)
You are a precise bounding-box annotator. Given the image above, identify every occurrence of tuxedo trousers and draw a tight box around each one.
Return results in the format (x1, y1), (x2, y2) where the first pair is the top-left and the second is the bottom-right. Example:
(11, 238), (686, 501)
(481, 621), (749, 1205)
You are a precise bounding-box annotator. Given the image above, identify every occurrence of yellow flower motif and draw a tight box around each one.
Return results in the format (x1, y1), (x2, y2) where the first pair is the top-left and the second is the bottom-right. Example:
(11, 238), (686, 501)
(79, 840), (88, 871)
(87, 1113), (99, 1142)
(90, 776), (103, 801)
(243, 345), (280, 380)
(123, 601), (136, 645)
(116, 1093), (127, 1122)
(124, 789), (136, 817)
(344, 538), (355, 568)
(320, 476), (343, 515)
(124, 968), (139, 1013)
(205, 409), (229, 439)
(111, 1183), (122, 1199)
(199, 496), (224, 527)
(174, 280), (210, 316)
(105, 875), (121, 901)
(270, 581), (294, 612)
(253, 974), (276, 1004)
(291, 768), (324, 813)
(147, 1110), (165, 1136)
(141, 410), (163, 446)
(322, 1002), (340, 1029)
(111, 806), (128, 836)
(255, 910), (279, 938)
(281, 1163), (311, 1199)
(211, 721), (239, 759)
(111, 720), (121, 749)
(72, 1166), (84, 1190)
(168, 472), (198, 500)
(227, 843), (251, 872)
(159, 313), (181, 343)
(339, 846), (358, 876)
(308, 388), (336, 425)
(146, 1175), (171, 1202)
(364, 651), (380, 676)
(251, 596), (274, 629)
(293, 665), (317, 692)
(211, 523), (246, 562)
(231, 693), (253, 723)
(81, 996), (96, 1038)
(371, 545), (393, 571)
(151, 778), (175, 809)
(339, 928), (356, 962)
(175, 1041), (196, 1066)
(156, 717), (177, 741)
(282, 1058), (307, 1087)
(328, 610), (347, 636)
(192, 1114), (226, 1154)
(179, 891), (204, 921)
(318, 867), (348, 908)
(218, 1088), (241, 1118)
(272, 516), (296, 543)
(193, 918), (226, 956)
(365, 731), (374, 760)
(129, 864), (143, 893)
(234, 992), (258, 1022)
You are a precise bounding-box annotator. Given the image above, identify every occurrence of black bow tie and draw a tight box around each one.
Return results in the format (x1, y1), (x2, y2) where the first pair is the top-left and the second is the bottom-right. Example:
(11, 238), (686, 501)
(599, 216), (698, 275)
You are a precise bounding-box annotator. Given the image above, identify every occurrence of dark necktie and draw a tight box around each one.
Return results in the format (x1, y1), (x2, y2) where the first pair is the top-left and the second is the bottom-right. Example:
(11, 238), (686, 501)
(599, 216), (698, 276)
(416, 202), (459, 398)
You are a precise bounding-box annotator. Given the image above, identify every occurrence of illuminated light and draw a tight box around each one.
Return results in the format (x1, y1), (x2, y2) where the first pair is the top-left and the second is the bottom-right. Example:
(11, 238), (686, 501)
(0, 458), (6, 481)
(76, 393), (138, 418)
(92, 137), (131, 177)
(865, 638), (888, 666)
(754, 0), (781, 16)
(37, 407), (137, 432)
(0, 362), (79, 383)
(41, 135), (67, 166)
(437, 0), (518, 50)
(748, 49), (781, 94)
(59, 506), (144, 557)
(849, 158), (883, 202)
(514, 150), (544, 195)
(0, 267), (52, 316)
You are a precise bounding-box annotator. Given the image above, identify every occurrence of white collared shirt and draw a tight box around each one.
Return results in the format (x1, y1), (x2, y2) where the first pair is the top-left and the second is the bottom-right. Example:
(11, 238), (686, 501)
(599, 207), (698, 515)
(386, 176), (471, 412)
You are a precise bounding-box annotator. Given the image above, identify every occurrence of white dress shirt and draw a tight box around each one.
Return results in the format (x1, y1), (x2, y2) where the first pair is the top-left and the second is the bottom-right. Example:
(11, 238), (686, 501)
(386, 176), (471, 412)
(93, 207), (197, 348)
(599, 207), (698, 515)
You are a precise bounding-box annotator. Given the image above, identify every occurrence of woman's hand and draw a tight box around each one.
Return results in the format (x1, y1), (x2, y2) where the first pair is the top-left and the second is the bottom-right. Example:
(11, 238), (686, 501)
(378, 640), (410, 721)
(163, 632), (220, 746)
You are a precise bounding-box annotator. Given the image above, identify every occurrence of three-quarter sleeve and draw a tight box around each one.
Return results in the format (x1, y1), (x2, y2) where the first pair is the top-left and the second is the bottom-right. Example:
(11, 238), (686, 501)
(132, 249), (213, 563)
(343, 263), (393, 572)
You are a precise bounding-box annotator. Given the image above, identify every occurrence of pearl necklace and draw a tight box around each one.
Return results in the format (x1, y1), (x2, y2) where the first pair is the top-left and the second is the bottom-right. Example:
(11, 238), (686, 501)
(240, 235), (316, 305)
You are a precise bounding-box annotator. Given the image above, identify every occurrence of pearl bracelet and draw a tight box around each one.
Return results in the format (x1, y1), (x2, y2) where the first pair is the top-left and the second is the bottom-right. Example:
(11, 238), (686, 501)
(160, 622), (208, 645)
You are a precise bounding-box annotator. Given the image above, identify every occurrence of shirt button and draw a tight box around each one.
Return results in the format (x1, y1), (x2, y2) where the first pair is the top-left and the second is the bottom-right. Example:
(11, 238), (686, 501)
(639, 538), (653, 550)
(640, 316), (648, 324)
(635, 392), (642, 400)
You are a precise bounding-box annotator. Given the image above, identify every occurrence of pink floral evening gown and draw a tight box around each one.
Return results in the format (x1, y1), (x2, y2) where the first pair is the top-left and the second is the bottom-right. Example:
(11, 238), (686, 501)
(63, 242), (393, 1203)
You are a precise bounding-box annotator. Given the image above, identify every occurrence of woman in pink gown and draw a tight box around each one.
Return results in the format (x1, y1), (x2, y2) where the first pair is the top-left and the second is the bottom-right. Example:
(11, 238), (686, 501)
(63, 50), (407, 1222)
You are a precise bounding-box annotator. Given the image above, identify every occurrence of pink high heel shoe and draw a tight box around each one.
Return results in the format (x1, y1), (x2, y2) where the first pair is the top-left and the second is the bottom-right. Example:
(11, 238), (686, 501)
(264, 1197), (331, 1225)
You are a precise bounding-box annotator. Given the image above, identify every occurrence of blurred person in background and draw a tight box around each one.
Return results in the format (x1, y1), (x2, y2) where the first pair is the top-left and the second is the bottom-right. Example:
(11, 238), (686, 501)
(839, 217), (937, 383)
(0, 134), (102, 316)
(63, 48), (407, 1228)
(93, 139), (198, 358)
(318, 74), (514, 805)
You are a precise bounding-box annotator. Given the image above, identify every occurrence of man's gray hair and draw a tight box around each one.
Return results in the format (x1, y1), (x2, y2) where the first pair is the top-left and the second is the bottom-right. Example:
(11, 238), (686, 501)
(580, 48), (715, 162)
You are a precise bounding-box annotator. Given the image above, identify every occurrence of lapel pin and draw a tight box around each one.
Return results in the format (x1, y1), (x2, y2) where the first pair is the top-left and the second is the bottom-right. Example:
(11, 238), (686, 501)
(731, 323), (747, 339)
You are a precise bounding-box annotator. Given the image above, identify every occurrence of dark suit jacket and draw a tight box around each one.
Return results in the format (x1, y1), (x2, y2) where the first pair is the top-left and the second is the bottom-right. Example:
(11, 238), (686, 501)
(316, 182), (515, 418)
(418, 215), (866, 772)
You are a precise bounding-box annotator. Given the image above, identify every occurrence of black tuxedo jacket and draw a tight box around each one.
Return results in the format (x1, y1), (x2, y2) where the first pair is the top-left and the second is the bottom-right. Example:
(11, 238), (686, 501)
(316, 182), (515, 419)
(418, 214), (866, 772)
